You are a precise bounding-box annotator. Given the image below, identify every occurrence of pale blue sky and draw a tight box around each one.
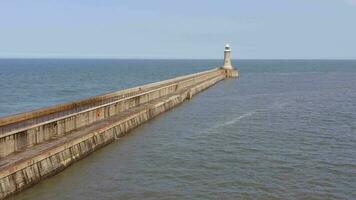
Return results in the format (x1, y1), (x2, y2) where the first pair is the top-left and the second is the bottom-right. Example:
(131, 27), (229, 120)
(1, 0), (355, 59)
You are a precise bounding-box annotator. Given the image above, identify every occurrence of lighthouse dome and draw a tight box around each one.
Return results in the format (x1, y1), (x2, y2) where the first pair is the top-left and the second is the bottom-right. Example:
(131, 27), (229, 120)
(225, 44), (231, 51)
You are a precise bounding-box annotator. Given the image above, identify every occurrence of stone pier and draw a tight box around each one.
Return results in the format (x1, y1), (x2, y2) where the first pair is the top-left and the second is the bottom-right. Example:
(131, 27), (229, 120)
(0, 66), (238, 199)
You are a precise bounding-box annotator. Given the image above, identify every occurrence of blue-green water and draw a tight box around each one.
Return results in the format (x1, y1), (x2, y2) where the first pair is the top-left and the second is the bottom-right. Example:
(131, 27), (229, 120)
(1, 59), (356, 199)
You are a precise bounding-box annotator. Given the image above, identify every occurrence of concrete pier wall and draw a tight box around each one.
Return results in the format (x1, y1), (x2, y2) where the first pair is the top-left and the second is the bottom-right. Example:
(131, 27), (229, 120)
(0, 69), (223, 157)
(0, 68), (236, 199)
(0, 69), (219, 129)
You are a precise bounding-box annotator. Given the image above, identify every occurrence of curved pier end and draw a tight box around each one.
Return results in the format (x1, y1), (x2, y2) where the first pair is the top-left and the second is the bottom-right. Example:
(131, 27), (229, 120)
(221, 44), (240, 78)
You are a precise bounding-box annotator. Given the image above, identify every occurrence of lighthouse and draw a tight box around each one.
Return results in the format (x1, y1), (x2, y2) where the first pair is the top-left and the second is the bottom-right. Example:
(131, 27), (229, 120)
(223, 44), (233, 70)
(222, 44), (239, 77)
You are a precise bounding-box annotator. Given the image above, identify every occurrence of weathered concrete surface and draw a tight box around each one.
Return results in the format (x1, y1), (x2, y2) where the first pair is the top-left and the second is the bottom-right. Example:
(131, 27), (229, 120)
(0, 68), (237, 199)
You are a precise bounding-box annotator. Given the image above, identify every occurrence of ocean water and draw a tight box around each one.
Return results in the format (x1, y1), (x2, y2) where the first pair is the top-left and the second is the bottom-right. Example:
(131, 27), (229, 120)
(1, 59), (356, 199)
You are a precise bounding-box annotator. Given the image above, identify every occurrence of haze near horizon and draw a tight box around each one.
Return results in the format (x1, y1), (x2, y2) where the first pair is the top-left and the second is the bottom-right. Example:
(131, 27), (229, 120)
(0, 0), (355, 59)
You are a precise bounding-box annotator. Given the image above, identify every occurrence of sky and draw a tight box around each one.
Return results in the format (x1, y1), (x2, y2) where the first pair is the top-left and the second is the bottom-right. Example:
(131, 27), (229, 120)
(0, 0), (355, 59)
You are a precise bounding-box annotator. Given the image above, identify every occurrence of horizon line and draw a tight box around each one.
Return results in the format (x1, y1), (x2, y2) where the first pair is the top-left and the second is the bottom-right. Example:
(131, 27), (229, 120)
(0, 57), (355, 60)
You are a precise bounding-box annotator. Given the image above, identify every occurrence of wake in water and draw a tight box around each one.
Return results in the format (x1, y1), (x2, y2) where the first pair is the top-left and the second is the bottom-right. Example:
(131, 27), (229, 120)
(222, 111), (257, 127)
(205, 110), (259, 132)
(210, 100), (291, 130)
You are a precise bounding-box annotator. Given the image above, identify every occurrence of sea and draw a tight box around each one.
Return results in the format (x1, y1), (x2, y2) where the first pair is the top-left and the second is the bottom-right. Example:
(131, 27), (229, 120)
(0, 59), (355, 200)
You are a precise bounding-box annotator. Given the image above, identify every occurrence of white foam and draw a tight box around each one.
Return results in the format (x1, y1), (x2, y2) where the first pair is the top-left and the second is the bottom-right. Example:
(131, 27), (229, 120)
(222, 111), (256, 127)
(208, 111), (257, 131)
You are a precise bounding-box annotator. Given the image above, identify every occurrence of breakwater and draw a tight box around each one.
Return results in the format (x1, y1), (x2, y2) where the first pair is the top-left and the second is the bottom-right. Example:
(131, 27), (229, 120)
(0, 67), (237, 199)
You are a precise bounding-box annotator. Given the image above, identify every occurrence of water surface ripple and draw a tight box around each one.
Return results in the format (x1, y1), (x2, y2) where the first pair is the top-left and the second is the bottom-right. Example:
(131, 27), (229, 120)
(1, 59), (355, 200)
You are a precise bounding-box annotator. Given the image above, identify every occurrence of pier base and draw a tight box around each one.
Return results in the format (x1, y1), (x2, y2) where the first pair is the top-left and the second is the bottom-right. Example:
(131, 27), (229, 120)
(223, 68), (239, 78)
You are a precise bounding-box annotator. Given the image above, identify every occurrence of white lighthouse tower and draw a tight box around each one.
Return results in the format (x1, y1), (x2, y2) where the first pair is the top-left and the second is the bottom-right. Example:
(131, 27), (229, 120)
(222, 44), (239, 77)
(223, 44), (233, 70)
